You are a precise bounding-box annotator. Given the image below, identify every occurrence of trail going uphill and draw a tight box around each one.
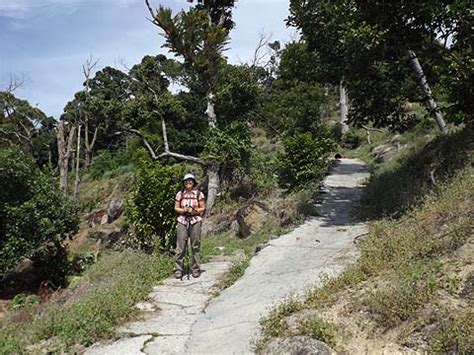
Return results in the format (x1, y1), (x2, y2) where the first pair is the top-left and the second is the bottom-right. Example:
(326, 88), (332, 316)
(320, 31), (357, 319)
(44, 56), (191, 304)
(86, 158), (369, 355)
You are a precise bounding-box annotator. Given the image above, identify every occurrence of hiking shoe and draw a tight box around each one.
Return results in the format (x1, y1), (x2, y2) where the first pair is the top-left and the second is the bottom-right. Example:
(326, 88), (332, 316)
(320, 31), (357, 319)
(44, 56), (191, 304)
(192, 270), (201, 278)
(174, 271), (182, 279)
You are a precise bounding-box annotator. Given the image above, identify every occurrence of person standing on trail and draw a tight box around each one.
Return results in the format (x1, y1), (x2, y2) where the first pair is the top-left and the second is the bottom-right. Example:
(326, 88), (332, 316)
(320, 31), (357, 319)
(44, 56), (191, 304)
(174, 173), (206, 279)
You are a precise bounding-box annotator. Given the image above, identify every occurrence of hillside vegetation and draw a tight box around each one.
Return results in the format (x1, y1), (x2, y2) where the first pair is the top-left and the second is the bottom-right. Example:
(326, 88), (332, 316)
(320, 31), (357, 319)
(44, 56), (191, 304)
(1, 1), (471, 353)
(258, 125), (474, 354)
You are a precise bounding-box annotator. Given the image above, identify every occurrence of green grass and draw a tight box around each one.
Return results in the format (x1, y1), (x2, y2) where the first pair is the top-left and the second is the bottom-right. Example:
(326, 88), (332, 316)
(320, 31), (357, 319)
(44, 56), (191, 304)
(298, 315), (336, 347)
(220, 257), (251, 289)
(0, 250), (173, 353)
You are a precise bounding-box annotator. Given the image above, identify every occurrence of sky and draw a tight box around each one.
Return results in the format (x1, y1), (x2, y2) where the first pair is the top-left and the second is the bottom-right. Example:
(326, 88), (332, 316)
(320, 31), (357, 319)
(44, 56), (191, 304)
(1, 0), (296, 118)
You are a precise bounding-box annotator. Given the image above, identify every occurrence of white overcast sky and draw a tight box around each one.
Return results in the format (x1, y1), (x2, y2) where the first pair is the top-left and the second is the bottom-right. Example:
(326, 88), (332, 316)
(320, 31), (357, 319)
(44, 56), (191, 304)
(1, 0), (296, 118)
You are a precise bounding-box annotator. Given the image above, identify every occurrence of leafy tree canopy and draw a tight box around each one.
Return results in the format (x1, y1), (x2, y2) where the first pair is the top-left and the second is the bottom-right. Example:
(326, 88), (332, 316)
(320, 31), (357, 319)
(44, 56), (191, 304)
(0, 91), (56, 166)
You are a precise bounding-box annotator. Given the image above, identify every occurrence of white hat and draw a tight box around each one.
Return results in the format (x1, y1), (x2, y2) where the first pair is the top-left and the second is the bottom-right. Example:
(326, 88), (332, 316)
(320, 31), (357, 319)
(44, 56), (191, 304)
(182, 173), (197, 186)
(182, 173), (196, 182)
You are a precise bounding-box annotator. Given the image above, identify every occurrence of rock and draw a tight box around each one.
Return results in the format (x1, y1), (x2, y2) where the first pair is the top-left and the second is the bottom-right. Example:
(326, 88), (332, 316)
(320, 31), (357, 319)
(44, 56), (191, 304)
(100, 213), (109, 225)
(107, 198), (124, 223)
(230, 220), (240, 235)
(88, 210), (108, 228)
(13, 258), (34, 273)
(243, 204), (269, 233)
(262, 336), (334, 355)
(372, 144), (398, 163)
(135, 301), (156, 312)
(278, 209), (293, 227)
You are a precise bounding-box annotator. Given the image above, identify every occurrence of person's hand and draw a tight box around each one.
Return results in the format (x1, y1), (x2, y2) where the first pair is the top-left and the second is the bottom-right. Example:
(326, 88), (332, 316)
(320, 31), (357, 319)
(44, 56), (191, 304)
(185, 206), (194, 214)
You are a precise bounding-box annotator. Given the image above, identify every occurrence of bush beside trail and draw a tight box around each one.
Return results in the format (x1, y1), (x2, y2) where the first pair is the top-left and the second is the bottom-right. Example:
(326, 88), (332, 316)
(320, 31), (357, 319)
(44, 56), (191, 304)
(0, 148), (79, 290)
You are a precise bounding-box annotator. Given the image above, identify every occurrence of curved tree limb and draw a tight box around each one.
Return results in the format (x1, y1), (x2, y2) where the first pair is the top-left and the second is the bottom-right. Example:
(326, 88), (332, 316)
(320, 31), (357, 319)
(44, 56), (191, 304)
(128, 128), (203, 164)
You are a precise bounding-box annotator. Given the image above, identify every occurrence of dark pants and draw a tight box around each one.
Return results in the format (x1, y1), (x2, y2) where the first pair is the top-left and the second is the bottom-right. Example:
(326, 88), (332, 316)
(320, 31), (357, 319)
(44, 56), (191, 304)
(175, 222), (201, 273)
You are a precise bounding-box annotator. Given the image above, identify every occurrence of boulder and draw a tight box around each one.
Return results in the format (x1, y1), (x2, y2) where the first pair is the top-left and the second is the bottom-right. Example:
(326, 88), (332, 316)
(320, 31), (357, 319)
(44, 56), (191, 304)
(372, 144), (398, 163)
(234, 202), (269, 238)
(262, 336), (334, 355)
(107, 198), (124, 223)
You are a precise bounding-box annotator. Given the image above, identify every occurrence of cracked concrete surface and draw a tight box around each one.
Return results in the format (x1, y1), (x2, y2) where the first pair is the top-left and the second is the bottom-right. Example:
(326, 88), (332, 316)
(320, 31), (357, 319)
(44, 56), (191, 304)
(85, 158), (368, 355)
(85, 261), (233, 355)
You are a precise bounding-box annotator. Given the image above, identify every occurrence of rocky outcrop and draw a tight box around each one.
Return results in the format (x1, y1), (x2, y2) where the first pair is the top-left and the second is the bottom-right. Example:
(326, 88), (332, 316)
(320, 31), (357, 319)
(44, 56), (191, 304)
(87, 198), (124, 227)
(106, 198), (124, 223)
(372, 144), (398, 163)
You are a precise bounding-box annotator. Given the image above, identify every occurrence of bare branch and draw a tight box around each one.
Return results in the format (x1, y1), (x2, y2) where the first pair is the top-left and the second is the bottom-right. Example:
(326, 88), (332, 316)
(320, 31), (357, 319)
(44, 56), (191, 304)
(161, 118), (170, 152)
(90, 125), (100, 149)
(251, 30), (272, 67)
(361, 125), (385, 133)
(4, 74), (26, 93)
(82, 55), (100, 93)
(128, 128), (203, 164)
(144, 0), (156, 19)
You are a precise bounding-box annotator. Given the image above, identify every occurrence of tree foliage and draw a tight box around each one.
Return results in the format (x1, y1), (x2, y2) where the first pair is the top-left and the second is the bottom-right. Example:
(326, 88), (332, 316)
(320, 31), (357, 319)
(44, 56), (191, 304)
(278, 131), (336, 189)
(0, 92), (56, 167)
(126, 160), (184, 253)
(0, 148), (78, 277)
(289, 0), (473, 127)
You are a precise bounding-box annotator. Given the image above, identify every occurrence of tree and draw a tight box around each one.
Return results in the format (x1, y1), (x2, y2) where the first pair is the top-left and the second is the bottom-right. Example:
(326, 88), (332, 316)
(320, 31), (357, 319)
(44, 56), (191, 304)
(0, 85), (56, 167)
(144, 0), (237, 213)
(55, 120), (76, 196)
(0, 148), (78, 281)
(288, 0), (471, 132)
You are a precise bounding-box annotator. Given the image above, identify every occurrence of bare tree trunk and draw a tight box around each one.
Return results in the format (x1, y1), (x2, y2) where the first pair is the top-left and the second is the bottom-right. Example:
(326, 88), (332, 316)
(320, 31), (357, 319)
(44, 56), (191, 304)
(204, 91), (220, 215)
(73, 124), (82, 198)
(407, 49), (448, 134)
(205, 91), (217, 129)
(84, 122), (90, 168)
(56, 122), (76, 196)
(339, 81), (349, 134)
(205, 164), (220, 217)
(84, 123), (99, 168)
(57, 122), (67, 193)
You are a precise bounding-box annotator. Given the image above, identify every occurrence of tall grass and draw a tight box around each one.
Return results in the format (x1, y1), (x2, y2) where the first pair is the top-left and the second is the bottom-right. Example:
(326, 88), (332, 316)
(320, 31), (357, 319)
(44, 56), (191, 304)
(362, 127), (473, 219)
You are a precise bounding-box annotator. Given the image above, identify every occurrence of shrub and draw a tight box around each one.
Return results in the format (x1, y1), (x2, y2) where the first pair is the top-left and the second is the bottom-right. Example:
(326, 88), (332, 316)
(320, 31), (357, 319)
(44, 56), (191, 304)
(0, 148), (78, 279)
(126, 160), (184, 253)
(278, 131), (335, 189)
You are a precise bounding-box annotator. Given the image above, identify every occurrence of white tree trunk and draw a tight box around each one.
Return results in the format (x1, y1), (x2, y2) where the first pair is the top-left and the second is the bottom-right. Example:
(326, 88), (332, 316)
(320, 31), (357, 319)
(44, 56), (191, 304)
(73, 124), (82, 199)
(205, 164), (220, 217)
(204, 91), (219, 214)
(56, 122), (76, 196)
(407, 49), (448, 134)
(205, 91), (217, 129)
(339, 81), (349, 134)
(84, 123), (99, 168)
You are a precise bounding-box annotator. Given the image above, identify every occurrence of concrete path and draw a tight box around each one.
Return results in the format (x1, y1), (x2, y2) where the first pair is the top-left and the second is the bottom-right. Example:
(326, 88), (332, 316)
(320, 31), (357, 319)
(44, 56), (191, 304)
(187, 158), (369, 354)
(86, 158), (368, 355)
(85, 261), (233, 355)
